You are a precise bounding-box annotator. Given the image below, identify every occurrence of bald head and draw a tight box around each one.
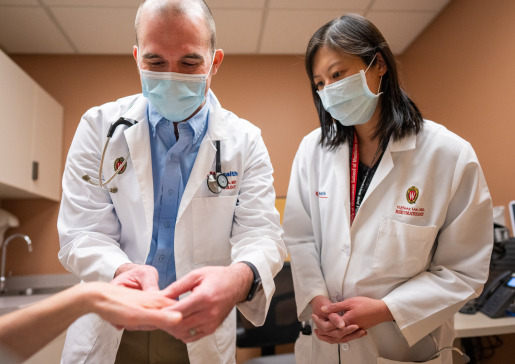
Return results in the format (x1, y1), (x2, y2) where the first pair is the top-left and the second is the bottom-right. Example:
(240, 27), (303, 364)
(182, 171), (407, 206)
(135, 0), (216, 52)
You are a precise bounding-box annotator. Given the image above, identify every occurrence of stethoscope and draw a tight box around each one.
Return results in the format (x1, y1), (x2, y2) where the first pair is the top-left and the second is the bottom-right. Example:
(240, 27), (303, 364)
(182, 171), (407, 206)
(82, 116), (138, 193)
(82, 108), (227, 195)
(207, 140), (228, 194)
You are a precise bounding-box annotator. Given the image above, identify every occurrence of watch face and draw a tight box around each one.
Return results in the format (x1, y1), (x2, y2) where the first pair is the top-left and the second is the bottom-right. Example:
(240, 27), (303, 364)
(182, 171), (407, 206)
(217, 173), (229, 188)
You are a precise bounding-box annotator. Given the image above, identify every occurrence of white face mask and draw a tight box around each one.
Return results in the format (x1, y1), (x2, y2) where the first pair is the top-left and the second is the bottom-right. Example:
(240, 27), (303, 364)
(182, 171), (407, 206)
(317, 55), (382, 126)
(139, 50), (216, 122)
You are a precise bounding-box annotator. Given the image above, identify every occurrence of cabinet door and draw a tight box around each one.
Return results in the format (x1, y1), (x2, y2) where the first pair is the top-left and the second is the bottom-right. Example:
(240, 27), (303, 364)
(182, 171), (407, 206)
(29, 85), (64, 201)
(0, 51), (35, 193)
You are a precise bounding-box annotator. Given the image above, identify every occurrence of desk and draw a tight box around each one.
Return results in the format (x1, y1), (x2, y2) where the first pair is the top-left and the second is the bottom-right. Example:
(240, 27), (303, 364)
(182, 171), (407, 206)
(454, 312), (515, 363)
(455, 312), (515, 338)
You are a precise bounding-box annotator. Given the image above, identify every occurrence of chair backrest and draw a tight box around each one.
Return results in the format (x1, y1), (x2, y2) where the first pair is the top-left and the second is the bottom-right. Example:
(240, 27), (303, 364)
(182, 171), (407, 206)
(236, 262), (301, 350)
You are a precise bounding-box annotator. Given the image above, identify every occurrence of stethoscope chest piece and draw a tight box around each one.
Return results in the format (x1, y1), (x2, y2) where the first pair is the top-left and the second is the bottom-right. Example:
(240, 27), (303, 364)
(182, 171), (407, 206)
(207, 140), (228, 194)
(207, 172), (228, 194)
(216, 173), (228, 189)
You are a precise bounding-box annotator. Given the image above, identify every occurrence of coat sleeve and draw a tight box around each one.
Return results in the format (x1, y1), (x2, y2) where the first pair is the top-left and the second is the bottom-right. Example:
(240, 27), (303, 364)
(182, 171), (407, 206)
(382, 142), (493, 346)
(283, 139), (330, 322)
(57, 113), (132, 283)
(232, 132), (287, 326)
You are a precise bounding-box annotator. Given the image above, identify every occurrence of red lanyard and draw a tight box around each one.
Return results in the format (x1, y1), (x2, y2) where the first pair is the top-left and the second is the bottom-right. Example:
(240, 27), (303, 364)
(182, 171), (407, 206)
(350, 132), (359, 226)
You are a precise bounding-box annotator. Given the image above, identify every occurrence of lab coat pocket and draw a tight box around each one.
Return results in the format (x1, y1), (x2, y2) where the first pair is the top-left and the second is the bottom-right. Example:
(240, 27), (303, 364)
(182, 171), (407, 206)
(377, 357), (442, 364)
(192, 195), (238, 264)
(373, 218), (438, 279)
(294, 333), (312, 364)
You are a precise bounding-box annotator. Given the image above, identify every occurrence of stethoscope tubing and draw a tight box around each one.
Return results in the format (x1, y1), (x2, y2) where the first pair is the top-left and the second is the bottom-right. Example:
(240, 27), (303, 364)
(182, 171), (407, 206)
(82, 99), (227, 195)
(99, 137), (131, 187)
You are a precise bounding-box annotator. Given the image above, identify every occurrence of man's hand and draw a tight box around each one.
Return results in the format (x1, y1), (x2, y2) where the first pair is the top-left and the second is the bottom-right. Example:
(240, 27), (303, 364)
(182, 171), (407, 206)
(319, 296), (394, 343)
(310, 295), (362, 344)
(112, 264), (160, 292)
(85, 282), (182, 332)
(158, 263), (253, 343)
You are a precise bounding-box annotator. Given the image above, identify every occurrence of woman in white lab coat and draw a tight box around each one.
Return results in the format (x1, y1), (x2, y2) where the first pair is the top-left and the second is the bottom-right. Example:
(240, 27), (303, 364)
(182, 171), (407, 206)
(283, 14), (493, 364)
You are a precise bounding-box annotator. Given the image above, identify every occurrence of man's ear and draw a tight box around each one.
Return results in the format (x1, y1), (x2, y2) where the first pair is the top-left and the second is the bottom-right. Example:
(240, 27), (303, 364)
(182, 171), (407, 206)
(376, 52), (387, 77)
(211, 49), (224, 76)
(133, 45), (138, 64)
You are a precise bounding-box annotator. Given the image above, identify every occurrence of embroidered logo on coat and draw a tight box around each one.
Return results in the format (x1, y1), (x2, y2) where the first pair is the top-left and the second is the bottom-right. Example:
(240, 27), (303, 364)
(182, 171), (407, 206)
(114, 157), (127, 174)
(316, 192), (327, 198)
(406, 186), (419, 204)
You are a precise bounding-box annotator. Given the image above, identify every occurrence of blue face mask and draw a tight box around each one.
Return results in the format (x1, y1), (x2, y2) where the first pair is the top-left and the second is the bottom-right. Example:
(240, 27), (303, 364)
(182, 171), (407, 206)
(139, 53), (215, 122)
(317, 55), (382, 126)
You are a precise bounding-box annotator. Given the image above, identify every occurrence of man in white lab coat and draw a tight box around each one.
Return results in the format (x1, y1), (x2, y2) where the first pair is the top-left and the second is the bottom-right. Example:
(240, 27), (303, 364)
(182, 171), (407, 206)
(57, 1), (286, 363)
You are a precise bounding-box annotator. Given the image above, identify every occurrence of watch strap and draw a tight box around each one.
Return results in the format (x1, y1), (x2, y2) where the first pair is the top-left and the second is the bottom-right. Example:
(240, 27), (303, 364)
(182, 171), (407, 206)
(240, 261), (262, 302)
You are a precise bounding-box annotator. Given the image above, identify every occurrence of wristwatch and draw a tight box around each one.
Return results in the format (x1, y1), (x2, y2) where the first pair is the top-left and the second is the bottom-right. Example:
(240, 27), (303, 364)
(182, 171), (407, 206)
(240, 261), (262, 302)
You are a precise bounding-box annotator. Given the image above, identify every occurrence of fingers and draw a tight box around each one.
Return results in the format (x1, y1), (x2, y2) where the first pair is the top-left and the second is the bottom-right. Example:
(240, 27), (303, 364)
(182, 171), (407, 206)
(339, 329), (367, 343)
(327, 312), (345, 329)
(134, 309), (182, 331)
(111, 265), (159, 292)
(315, 324), (360, 340)
(159, 319), (210, 343)
(312, 312), (345, 331)
(167, 292), (206, 319)
(180, 327), (209, 343)
(112, 279), (140, 289)
(314, 329), (339, 344)
(311, 314), (338, 332)
(161, 272), (201, 300)
(321, 301), (349, 315)
(137, 266), (160, 292)
(314, 326), (366, 345)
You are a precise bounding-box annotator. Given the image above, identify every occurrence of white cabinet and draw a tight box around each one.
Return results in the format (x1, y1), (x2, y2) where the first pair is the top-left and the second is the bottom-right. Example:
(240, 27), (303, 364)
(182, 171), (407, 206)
(0, 49), (63, 201)
(29, 86), (64, 200)
(0, 50), (35, 194)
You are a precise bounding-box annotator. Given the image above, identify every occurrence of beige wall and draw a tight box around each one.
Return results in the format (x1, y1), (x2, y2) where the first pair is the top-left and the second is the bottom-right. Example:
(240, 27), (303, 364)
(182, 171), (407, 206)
(398, 0), (515, 231)
(2, 54), (318, 276)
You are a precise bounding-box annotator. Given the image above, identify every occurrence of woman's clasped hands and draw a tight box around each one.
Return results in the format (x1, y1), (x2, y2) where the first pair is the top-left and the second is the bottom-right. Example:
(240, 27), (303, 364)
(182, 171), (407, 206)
(310, 295), (394, 345)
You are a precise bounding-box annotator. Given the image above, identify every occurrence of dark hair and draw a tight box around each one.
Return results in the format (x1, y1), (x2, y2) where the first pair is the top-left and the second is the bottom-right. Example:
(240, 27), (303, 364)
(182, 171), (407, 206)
(305, 14), (423, 150)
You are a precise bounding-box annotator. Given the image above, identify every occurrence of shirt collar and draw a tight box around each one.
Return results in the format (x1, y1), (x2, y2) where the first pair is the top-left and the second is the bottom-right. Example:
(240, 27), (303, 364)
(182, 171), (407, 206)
(147, 94), (210, 144)
(187, 94), (209, 144)
(147, 103), (164, 129)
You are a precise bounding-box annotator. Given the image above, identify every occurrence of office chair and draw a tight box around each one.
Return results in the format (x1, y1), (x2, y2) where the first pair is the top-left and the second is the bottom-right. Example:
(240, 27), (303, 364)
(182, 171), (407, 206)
(237, 262), (300, 363)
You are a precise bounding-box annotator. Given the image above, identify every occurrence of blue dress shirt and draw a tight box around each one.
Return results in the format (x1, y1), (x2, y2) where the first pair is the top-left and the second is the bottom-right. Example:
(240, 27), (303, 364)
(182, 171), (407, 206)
(145, 95), (209, 289)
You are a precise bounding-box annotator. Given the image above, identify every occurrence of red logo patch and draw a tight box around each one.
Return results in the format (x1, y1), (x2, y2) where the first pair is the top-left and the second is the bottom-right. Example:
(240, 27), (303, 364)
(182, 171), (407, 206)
(406, 186), (419, 204)
(114, 157), (127, 174)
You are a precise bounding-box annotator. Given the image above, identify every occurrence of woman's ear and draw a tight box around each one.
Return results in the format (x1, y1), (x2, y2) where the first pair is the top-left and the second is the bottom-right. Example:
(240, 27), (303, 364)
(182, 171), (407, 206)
(376, 52), (387, 76)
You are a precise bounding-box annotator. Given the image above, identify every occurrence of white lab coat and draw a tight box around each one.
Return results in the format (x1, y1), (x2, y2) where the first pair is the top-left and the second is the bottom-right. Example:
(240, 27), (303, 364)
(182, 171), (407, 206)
(57, 91), (287, 364)
(283, 120), (493, 364)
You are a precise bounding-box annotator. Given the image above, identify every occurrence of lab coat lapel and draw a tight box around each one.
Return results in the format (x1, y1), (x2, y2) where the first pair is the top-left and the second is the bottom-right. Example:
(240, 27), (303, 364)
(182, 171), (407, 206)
(360, 142), (394, 207)
(332, 140), (353, 298)
(360, 133), (417, 207)
(333, 141), (351, 228)
(123, 96), (154, 252)
(177, 92), (228, 223)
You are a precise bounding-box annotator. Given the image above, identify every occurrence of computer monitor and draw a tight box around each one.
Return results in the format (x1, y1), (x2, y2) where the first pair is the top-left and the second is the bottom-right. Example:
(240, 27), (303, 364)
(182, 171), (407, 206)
(509, 200), (515, 237)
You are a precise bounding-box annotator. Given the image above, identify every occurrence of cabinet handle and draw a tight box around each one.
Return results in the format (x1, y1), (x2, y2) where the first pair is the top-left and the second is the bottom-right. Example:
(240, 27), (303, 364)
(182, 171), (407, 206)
(32, 161), (39, 181)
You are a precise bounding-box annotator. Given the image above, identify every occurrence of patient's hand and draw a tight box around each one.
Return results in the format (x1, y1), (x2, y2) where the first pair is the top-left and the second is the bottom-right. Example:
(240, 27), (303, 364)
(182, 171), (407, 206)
(86, 282), (182, 331)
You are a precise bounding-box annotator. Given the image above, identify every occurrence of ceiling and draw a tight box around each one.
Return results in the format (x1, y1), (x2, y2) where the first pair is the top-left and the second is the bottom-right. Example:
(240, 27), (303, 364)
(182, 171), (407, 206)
(0, 0), (451, 55)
